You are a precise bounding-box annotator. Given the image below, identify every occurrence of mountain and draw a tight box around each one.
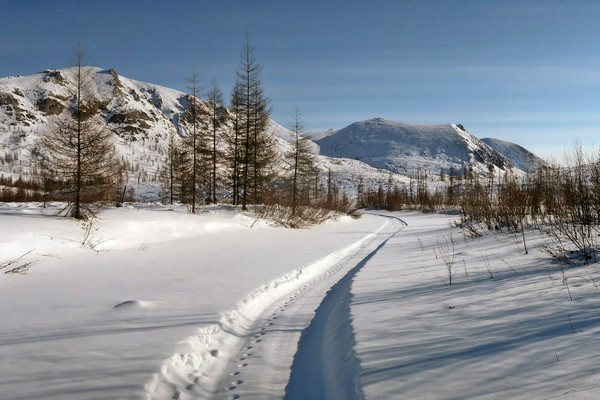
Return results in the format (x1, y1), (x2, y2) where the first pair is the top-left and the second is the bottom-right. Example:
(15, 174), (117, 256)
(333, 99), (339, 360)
(315, 118), (525, 176)
(305, 129), (338, 141)
(0, 68), (408, 199)
(480, 137), (547, 173)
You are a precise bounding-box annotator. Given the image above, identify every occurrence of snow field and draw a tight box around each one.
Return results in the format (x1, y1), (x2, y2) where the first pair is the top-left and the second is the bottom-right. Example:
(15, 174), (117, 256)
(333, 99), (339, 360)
(3, 205), (600, 399)
(0, 203), (384, 399)
(351, 212), (600, 399)
(146, 216), (402, 399)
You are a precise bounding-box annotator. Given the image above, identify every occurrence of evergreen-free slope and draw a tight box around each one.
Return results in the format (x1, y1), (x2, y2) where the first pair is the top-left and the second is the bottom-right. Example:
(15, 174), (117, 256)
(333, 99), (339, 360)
(316, 118), (518, 176)
(481, 137), (547, 173)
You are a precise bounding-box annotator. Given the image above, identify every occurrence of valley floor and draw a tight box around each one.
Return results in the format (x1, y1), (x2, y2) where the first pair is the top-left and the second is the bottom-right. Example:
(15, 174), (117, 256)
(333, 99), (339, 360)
(0, 204), (599, 399)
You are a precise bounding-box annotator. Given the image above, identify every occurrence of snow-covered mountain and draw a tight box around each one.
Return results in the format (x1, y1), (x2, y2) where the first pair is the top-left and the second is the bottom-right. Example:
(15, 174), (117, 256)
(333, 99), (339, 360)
(480, 137), (547, 173)
(0, 68), (408, 198)
(0, 67), (194, 196)
(305, 128), (338, 141)
(316, 118), (529, 176)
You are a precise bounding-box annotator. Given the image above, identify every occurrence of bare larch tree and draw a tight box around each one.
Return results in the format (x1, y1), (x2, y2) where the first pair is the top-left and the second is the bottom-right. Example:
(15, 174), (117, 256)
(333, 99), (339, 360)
(236, 34), (274, 210)
(206, 78), (225, 203)
(286, 109), (316, 215)
(184, 71), (206, 213)
(40, 44), (119, 219)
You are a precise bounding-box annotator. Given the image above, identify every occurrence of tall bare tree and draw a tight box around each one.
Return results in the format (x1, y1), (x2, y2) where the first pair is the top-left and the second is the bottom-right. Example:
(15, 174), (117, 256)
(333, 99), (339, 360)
(40, 44), (119, 219)
(206, 78), (225, 203)
(160, 128), (178, 204)
(236, 33), (274, 210)
(184, 71), (206, 213)
(226, 78), (244, 206)
(250, 86), (276, 205)
(286, 109), (316, 215)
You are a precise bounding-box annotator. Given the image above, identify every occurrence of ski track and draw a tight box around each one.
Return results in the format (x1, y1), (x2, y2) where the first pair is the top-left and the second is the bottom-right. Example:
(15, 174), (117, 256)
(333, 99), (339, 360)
(283, 217), (403, 400)
(144, 213), (405, 400)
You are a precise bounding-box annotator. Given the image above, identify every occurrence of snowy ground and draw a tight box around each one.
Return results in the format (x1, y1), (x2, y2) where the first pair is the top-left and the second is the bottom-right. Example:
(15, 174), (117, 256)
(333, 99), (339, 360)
(1, 204), (600, 399)
(353, 213), (600, 400)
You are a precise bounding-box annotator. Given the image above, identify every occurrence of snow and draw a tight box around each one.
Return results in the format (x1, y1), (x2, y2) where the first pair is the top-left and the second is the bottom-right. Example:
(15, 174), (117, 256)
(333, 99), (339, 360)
(353, 212), (600, 399)
(481, 137), (548, 173)
(305, 128), (338, 142)
(0, 68), (414, 201)
(316, 118), (521, 176)
(285, 215), (404, 400)
(2, 205), (600, 399)
(0, 203), (383, 399)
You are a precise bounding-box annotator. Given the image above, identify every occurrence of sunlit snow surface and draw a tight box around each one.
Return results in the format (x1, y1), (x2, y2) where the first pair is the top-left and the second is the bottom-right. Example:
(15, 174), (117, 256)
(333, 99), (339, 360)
(1, 204), (600, 399)
(0, 203), (382, 399)
(353, 213), (600, 399)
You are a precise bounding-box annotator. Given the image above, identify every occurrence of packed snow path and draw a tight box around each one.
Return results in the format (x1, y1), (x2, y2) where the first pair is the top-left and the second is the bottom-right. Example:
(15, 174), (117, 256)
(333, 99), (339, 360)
(146, 214), (405, 399)
(284, 216), (403, 400)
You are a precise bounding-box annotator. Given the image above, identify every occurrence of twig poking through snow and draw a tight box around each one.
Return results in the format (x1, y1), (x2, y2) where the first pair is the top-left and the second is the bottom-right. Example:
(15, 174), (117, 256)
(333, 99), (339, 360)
(567, 313), (577, 334)
(0, 249), (35, 271)
(495, 254), (518, 277)
(437, 233), (456, 286)
(480, 251), (493, 279)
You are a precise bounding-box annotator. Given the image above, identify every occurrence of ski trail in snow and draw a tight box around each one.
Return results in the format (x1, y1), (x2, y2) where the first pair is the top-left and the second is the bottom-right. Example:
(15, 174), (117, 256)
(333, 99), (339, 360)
(213, 213), (405, 400)
(144, 216), (399, 400)
(284, 215), (404, 400)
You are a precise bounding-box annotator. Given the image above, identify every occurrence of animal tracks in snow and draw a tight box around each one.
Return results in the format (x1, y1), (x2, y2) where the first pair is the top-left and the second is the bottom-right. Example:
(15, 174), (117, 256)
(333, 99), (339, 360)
(145, 214), (405, 400)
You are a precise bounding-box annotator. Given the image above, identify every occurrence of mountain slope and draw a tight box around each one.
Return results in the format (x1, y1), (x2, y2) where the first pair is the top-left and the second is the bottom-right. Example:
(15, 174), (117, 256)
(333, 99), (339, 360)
(0, 68), (409, 199)
(305, 129), (338, 141)
(316, 118), (518, 176)
(481, 137), (547, 173)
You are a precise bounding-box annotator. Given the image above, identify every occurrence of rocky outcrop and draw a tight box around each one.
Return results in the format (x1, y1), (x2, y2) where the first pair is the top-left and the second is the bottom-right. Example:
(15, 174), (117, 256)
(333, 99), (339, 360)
(36, 96), (65, 115)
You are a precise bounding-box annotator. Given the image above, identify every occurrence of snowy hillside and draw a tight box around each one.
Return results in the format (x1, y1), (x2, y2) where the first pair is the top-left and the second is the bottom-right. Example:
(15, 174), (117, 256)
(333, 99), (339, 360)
(305, 128), (338, 141)
(316, 118), (522, 176)
(0, 67), (197, 197)
(0, 68), (409, 199)
(481, 137), (547, 173)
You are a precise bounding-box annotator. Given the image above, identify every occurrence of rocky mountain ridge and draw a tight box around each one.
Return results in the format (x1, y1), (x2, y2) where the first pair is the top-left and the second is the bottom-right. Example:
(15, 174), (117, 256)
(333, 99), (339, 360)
(0, 67), (412, 199)
(315, 118), (527, 176)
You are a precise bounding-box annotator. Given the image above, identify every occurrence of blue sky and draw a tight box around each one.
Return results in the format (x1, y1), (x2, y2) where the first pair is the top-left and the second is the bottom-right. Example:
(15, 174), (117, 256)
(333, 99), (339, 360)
(2, 0), (599, 159)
